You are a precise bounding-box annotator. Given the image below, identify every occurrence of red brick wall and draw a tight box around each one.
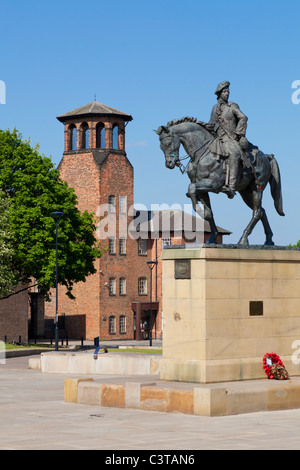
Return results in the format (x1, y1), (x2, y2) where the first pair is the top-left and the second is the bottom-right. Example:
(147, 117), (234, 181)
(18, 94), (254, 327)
(98, 151), (138, 340)
(54, 146), (102, 339)
(0, 283), (29, 343)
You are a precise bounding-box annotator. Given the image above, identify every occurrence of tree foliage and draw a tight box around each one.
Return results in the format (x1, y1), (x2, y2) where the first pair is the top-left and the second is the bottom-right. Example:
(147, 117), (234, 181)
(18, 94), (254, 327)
(0, 128), (101, 298)
(0, 191), (19, 297)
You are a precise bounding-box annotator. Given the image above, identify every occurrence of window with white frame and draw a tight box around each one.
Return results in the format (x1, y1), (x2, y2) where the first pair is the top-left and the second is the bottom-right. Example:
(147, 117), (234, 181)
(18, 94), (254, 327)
(138, 238), (147, 256)
(162, 238), (172, 248)
(119, 277), (126, 296)
(119, 237), (126, 255)
(138, 277), (147, 295)
(109, 237), (116, 254)
(109, 278), (116, 296)
(108, 195), (116, 213)
(109, 315), (116, 334)
(119, 196), (127, 214)
(119, 315), (126, 334)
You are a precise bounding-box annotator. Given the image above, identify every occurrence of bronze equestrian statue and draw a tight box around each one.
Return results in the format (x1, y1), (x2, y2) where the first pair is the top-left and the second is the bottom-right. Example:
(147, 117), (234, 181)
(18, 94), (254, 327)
(155, 81), (284, 246)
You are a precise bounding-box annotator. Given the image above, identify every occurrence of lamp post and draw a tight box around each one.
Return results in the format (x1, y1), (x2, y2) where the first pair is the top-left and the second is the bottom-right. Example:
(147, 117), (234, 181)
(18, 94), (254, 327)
(147, 260), (157, 347)
(50, 211), (63, 351)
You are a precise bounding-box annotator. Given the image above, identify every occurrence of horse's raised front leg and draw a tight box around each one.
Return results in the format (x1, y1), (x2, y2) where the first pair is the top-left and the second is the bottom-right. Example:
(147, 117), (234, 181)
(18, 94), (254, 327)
(187, 185), (219, 244)
(186, 183), (204, 219)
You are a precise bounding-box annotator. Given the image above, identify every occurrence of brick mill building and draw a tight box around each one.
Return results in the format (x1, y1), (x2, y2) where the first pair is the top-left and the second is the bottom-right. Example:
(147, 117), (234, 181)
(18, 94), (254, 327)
(43, 101), (158, 341)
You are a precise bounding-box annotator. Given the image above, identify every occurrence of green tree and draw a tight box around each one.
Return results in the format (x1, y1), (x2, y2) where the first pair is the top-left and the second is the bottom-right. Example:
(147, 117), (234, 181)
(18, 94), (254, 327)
(0, 191), (19, 297)
(0, 128), (101, 299)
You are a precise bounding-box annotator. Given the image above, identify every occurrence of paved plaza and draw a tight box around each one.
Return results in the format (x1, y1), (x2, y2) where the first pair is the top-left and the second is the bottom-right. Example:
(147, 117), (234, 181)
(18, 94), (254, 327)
(0, 355), (300, 450)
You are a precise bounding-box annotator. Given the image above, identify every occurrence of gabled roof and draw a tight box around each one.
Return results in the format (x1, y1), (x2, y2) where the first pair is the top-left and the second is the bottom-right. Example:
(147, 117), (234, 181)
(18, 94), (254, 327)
(130, 209), (231, 236)
(57, 101), (133, 123)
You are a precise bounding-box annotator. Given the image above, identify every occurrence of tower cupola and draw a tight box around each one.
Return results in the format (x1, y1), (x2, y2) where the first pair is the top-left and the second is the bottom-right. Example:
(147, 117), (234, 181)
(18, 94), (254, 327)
(57, 101), (133, 153)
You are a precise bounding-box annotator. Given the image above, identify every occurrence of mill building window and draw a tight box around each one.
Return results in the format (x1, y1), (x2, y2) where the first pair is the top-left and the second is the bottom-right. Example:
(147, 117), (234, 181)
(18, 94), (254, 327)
(119, 196), (127, 214)
(138, 277), (147, 296)
(109, 278), (116, 296)
(119, 238), (126, 255)
(162, 238), (172, 248)
(138, 239), (148, 256)
(119, 278), (126, 296)
(119, 315), (126, 334)
(109, 237), (116, 254)
(109, 315), (116, 335)
(108, 195), (116, 213)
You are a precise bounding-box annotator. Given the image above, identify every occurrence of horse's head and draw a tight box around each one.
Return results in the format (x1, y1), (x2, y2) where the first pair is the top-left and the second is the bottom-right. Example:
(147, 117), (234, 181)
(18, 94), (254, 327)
(154, 125), (180, 170)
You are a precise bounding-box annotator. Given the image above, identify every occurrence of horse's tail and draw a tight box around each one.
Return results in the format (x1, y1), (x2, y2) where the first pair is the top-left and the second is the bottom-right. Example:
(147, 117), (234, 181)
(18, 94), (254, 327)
(268, 154), (285, 216)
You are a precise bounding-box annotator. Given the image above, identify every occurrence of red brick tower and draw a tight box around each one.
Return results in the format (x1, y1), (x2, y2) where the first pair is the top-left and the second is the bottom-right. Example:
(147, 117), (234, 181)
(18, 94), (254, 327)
(50, 101), (157, 341)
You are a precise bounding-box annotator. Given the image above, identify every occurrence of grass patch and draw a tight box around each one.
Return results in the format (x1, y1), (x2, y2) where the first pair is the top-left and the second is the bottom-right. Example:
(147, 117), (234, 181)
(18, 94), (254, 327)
(3, 344), (162, 354)
(4, 343), (55, 350)
(108, 348), (162, 355)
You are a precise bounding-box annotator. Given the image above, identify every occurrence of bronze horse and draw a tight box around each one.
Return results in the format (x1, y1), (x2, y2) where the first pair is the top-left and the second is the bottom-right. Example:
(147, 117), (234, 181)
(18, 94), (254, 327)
(155, 117), (284, 245)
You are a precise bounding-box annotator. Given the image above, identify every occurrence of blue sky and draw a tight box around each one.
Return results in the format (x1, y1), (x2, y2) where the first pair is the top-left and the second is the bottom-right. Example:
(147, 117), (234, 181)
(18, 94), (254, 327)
(1, 0), (300, 245)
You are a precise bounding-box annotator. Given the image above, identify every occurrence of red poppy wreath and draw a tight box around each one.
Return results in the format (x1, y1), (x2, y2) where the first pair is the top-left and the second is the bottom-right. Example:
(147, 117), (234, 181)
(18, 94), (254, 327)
(263, 353), (289, 380)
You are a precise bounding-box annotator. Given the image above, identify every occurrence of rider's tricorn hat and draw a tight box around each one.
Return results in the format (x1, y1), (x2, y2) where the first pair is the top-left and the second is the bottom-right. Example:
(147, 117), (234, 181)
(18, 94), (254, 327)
(215, 81), (230, 96)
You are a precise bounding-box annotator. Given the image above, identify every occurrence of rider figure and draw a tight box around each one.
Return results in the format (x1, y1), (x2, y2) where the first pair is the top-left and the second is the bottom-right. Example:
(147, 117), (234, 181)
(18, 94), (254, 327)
(201, 81), (248, 199)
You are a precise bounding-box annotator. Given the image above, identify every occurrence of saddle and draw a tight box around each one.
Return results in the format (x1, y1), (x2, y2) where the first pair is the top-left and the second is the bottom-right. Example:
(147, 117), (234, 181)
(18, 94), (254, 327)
(222, 139), (267, 192)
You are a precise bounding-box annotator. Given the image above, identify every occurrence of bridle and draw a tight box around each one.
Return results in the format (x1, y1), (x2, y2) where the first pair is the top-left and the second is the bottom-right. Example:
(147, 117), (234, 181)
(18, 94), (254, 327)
(161, 125), (211, 175)
(172, 140), (211, 174)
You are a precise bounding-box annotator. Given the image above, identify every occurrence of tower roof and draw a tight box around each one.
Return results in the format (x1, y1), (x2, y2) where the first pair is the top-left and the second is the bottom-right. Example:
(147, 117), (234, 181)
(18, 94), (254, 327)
(57, 101), (133, 123)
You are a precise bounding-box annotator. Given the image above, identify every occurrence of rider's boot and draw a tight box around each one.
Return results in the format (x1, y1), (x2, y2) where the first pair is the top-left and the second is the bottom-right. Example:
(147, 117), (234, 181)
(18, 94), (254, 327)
(222, 186), (235, 199)
(222, 157), (239, 199)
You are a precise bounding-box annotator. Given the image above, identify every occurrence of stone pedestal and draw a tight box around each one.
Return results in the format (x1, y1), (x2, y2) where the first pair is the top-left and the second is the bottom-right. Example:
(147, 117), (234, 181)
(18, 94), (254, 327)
(160, 246), (300, 383)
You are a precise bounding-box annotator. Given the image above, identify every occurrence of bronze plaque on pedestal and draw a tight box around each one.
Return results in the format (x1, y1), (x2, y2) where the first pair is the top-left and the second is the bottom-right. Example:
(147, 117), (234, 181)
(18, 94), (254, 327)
(175, 259), (191, 279)
(249, 301), (263, 316)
